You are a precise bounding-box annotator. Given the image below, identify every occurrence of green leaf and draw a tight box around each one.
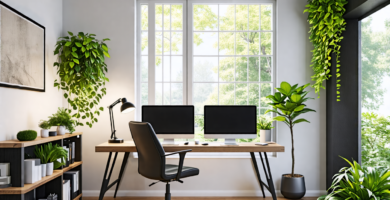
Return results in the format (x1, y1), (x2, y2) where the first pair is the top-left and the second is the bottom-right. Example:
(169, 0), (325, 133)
(273, 116), (286, 122)
(293, 118), (310, 124)
(103, 38), (110, 41)
(72, 47), (77, 52)
(73, 59), (79, 64)
(294, 105), (305, 112)
(65, 42), (72, 46)
(103, 51), (110, 58)
(68, 31), (74, 36)
(280, 82), (292, 94)
(71, 52), (78, 58)
(81, 46), (86, 52)
(102, 45), (108, 52)
(85, 51), (90, 58)
(99, 107), (104, 111)
(69, 62), (75, 68)
(291, 94), (302, 102)
(75, 42), (82, 47)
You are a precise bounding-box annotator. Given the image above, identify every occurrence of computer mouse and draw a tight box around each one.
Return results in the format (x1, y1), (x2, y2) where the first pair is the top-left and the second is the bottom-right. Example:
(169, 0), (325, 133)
(184, 142), (189, 145)
(202, 143), (208, 145)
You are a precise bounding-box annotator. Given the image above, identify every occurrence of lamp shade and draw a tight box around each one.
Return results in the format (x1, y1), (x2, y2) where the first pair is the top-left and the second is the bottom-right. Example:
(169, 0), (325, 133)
(120, 98), (135, 114)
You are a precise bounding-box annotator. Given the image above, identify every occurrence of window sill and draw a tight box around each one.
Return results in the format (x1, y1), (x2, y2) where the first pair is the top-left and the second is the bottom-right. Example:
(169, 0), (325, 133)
(132, 152), (276, 159)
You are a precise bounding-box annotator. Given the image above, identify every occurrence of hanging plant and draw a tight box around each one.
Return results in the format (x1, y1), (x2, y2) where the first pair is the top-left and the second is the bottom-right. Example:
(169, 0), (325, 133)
(53, 31), (110, 128)
(304, 0), (348, 101)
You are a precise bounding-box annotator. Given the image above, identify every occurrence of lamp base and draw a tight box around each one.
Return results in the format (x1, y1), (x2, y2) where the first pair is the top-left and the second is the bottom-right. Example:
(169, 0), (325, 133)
(108, 138), (124, 143)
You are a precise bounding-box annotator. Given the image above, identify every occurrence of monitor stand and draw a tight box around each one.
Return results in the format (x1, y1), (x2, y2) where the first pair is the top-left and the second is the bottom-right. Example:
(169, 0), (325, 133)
(224, 138), (238, 145)
(162, 138), (176, 145)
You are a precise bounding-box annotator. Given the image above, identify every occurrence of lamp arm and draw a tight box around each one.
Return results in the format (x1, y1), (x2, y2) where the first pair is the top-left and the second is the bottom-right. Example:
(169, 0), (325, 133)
(108, 98), (122, 139)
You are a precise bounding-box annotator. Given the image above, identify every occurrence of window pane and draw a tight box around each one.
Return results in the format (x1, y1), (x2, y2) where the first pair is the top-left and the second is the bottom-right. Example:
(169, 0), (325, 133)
(261, 32), (272, 55)
(219, 5), (234, 31)
(261, 5), (272, 30)
(260, 108), (271, 116)
(260, 57), (272, 81)
(155, 83), (163, 104)
(141, 5), (148, 30)
(193, 83), (218, 114)
(141, 56), (148, 82)
(219, 57), (234, 82)
(171, 56), (183, 81)
(155, 56), (162, 82)
(141, 31), (148, 55)
(236, 32), (248, 55)
(156, 5), (162, 30)
(171, 83), (183, 105)
(172, 32), (182, 55)
(236, 57), (247, 82)
(163, 5), (170, 30)
(248, 57), (259, 82)
(249, 32), (260, 55)
(164, 32), (170, 55)
(156, 32), (162, 54)
(171, 5), (183, 30)
(163, 56), (170, 82)
(249, 5), (260, 30)
(163, 83), (170, 105)
(236, 5), (248, 31)
(260, 83), (271, 107)
(193, 57), (218, 82)
(141, 83), (148, 105)
(193, 5), (218, 31)
(235, 83), (247, 105)
(248, 83), (259, 106)
(194, 32), (218, 55)
(219, 32), (235, 55)
(219, 83), (234, 105)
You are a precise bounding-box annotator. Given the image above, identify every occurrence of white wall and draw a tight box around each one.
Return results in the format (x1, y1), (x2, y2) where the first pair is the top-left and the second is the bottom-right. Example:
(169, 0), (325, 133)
(0, 0), (63, 141)
(67, 0), (326, 197)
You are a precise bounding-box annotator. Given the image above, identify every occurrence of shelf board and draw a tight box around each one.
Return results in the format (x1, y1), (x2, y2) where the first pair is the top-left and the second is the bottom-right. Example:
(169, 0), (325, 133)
(0, 132), (82, 148)
(73, 193), (82, 200)
(0, 161), (83, 195)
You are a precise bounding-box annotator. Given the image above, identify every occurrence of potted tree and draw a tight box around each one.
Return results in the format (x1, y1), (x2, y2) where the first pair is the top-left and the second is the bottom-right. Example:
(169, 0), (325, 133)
(257, 116), (274, 142)
(48, 108), (75, 135)
(38, 120), (51, 138)
(265, 82), (315, 199)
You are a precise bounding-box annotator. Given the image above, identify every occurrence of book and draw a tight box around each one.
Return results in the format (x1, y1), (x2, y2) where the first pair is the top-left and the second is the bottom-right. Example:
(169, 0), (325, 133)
(65, 170), (79, 192)
(0, 163), (10, 177)
(63, 179), (70, 200)
(63, 173), (77, 199)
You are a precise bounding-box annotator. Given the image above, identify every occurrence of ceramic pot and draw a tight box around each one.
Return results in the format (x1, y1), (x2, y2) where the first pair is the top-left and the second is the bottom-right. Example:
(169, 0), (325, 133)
(46, 162), (53, 176)
(49, 131), (57, 136)
(41, 129), (49, 138)
(41, 164), (46, 177)
(281, 174), (306, 199)
(57, 126), (66, 135)
(259, 130), (271, 143)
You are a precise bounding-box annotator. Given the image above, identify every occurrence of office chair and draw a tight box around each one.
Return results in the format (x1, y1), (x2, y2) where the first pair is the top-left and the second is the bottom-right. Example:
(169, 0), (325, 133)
(128, 121), (200, 200)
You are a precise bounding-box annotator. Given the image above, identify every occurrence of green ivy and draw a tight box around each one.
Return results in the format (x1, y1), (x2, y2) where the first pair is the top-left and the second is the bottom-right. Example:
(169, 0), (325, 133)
(304, 0), (348, 101)
(53, 32), (110, 128)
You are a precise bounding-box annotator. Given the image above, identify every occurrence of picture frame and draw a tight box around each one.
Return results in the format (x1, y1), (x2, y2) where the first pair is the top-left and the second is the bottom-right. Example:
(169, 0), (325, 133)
(0, 1), (45, 92)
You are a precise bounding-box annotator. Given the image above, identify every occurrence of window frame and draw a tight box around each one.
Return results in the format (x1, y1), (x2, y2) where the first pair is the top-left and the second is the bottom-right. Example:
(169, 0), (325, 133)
(136, 0), (277, 158)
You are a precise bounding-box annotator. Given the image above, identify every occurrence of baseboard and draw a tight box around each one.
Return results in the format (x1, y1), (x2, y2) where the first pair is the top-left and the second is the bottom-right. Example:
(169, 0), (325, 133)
(83, 190), (326, 197)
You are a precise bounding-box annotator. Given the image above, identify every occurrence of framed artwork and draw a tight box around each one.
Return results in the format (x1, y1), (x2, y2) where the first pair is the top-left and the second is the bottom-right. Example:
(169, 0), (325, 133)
(0, 1), (45, 92)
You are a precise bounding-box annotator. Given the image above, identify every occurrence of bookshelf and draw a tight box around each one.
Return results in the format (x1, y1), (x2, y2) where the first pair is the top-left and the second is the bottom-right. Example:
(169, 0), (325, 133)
(0, 133), (83, 200)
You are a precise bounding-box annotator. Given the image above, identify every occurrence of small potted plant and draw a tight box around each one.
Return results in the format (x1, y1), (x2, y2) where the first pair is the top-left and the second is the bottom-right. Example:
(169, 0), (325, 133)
(38, 120), (51, 138)
(257, 116), (274, 143)
(48, 108), (75, 135)
(36, 143), (68, 176)
(265, 82), (315, 199)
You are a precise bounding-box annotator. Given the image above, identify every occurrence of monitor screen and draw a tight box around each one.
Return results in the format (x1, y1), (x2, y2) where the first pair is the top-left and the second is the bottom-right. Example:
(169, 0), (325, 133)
(204, 105), (257, 134)
(142, 105), (194, 134)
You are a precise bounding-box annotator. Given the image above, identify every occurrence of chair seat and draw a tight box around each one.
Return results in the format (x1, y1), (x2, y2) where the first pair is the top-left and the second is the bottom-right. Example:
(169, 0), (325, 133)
(165, 164), (199, 179)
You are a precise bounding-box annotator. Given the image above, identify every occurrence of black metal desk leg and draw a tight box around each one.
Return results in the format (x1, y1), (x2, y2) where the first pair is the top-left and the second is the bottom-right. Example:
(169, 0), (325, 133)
(250, 152), (266, 198)
(99, 152), (118, 200)
(259, 152), (277, 200)
(114, 152), (130, 198)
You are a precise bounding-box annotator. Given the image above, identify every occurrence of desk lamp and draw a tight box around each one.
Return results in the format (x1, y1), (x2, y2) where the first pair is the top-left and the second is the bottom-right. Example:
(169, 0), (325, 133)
(108, 98), (135, 143)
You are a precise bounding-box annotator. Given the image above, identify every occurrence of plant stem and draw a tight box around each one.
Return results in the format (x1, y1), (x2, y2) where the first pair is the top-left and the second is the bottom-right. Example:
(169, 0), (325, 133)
(289, 116), (295, 177)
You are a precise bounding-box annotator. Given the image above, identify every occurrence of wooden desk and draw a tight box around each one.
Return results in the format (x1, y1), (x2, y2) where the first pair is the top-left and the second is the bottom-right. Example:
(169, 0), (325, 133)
(95, 141), (284, 200)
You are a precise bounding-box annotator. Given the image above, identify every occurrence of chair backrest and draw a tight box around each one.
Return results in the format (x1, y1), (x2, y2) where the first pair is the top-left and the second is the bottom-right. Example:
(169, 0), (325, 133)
(129, 121), (166, 180)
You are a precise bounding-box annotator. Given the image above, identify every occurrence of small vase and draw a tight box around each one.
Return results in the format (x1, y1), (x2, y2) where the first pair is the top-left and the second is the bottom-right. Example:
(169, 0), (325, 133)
(260, 130), (271, 143)
(57, 126), (66, 135)
(281, 174), (306, 199)
(46, 162), (53, 176)
(41, 129), (49, 138)
(41, 164), (46, 177)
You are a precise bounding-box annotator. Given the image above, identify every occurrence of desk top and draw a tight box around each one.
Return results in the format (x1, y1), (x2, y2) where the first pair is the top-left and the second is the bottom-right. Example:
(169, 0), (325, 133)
(95, 141), (284, 153)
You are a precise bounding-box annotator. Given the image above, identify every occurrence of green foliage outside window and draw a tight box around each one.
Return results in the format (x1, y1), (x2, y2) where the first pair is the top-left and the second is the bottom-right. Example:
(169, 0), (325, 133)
(304, 0), (348, 101)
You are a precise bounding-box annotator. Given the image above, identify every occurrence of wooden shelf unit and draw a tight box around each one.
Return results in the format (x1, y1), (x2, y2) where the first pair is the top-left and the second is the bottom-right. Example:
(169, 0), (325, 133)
(0, 133), (83, 200)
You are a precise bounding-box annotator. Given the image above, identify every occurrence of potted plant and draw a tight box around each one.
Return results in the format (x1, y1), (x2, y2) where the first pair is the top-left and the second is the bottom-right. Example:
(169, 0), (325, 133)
(48, 108), (75, 135)
(265, 82), (315, 199)
(257, 116), (274, 143)
(36, 143), (68, 176)
(38, 120), (51, 138)
(319, 157), (390, 200)
(34, 145), (48, 177)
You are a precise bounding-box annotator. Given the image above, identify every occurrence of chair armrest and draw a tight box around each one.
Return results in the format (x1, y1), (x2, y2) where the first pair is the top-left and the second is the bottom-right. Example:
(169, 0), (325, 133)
(163, 149), (192, 157)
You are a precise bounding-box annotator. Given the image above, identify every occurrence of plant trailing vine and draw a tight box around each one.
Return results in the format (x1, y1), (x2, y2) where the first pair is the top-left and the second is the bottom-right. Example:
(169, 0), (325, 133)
(53, 32), (110, 128)
(304, 0), (348, 101)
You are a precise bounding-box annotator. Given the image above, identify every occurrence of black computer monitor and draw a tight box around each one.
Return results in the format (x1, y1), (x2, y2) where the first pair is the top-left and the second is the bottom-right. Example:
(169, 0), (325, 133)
(142, 105), (194, 143)
(204, 105), (257, 144)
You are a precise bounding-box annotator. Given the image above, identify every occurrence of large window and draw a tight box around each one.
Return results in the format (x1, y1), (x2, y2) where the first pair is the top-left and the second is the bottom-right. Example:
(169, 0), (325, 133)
(137, 1), (275, 143)
(360, 4), (390, 167)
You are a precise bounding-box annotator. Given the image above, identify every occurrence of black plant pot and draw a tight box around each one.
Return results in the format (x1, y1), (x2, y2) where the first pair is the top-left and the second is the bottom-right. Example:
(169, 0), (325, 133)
(49, 131), (57, 136)
(281, 174), (306, 199)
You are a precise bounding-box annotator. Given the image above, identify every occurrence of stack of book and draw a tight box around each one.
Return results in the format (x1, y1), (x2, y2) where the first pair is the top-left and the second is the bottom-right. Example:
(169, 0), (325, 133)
(61, 140), (76, 167)
(63, 170), (80, 199)
(24, 159), (43, 183)
(0, 163), (11, 188)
